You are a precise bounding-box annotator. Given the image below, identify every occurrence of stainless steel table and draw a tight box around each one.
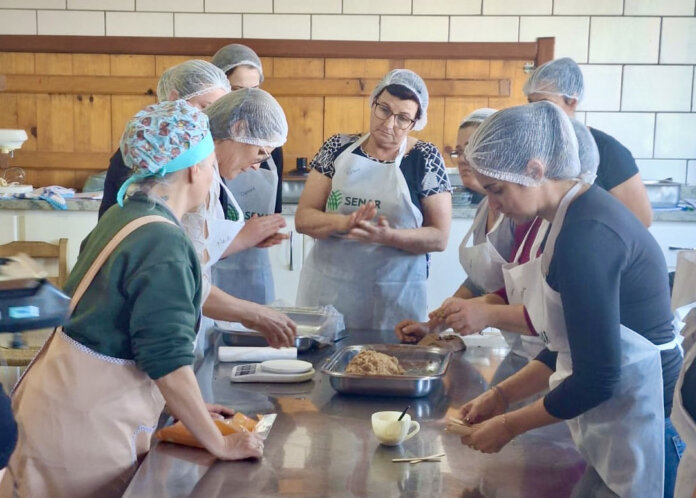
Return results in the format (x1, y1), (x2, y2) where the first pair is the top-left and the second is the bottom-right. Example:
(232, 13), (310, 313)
(123, 330), (586, 497)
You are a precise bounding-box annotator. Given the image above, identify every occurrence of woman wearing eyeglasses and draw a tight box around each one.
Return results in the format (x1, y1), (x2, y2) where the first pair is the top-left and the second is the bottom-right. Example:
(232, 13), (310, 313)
(295, 69), (452, 330)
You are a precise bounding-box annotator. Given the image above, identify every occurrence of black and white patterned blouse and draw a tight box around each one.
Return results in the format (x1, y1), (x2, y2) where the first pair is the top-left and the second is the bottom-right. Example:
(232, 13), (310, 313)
(310, 134), (451, 214)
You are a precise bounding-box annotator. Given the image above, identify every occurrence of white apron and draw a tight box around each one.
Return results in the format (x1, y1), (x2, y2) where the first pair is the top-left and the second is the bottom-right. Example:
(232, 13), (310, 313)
(296, 133), (426, 330)
(458, 200), (545, 360)
(671, 250), (696, 498)
(458, 197), (507, 293)
(502, 182), (675, 498)
(184, 168), (245, 352)
(212, 158), (278, 305)
(0, 216), (173, 498)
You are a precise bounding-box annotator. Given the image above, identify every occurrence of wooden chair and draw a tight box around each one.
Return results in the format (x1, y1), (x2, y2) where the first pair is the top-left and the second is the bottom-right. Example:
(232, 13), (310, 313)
(0, 239), (68, 369)
(0, 238), (68, 288)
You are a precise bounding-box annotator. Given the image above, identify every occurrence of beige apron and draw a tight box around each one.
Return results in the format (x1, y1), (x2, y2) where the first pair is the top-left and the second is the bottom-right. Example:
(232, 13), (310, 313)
(0, 215), (174, 498)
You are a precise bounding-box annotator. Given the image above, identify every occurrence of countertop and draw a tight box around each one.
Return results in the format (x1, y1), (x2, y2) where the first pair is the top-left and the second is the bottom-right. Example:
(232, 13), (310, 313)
(122, 330), (586, 498)
(2, 196), (695, 222)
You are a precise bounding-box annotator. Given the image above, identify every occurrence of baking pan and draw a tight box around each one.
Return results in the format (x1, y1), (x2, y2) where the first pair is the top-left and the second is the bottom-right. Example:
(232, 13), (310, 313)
(321, 344), (451, 398)
(217, 306), (346, 352)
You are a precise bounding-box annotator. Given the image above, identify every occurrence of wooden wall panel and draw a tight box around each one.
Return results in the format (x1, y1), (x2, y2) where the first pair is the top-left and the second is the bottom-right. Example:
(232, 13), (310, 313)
(442, 97), (491, 154)
(16, 95), (37, 151)
(405, 59), (446, 79)
(446, 60), (491, 80)
(0, 94), (17, 128)
(0, 52), (34, 74)
(324, 59), (390, 78)
(36, 95), (74, 152)
(0, 38), (544, 189)
(35, 53), (72, 75)
(489, 60), (528, 109)
(155, 55), (202, 76)
(110, 95), (156, 149)
(412, 96), (445, 149)
(74, 95), (111, 152)
(110, 55), (155, 77)
(259, 57), (273, 77)
(73, 54), (110, 76)
(275, 96), (324, 164)
(324, 96), (365, 139)
(273, 58), (324, 79)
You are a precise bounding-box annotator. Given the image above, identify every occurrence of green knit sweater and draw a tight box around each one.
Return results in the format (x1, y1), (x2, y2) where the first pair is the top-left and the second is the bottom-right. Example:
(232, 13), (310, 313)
(63, 194), (202, 379)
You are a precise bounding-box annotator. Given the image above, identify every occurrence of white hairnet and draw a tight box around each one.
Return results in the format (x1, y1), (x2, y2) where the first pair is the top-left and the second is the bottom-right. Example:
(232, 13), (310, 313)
(465, 101), (580, 187)
(522, 57), (584, 102)
(570, 118), (599, 184)
(460, 108), (497, 128)
(204, 88), (287, 148)
(211, 44), (264, 82)
(156, 59), (230, 102)
(370, 69), (429, 131)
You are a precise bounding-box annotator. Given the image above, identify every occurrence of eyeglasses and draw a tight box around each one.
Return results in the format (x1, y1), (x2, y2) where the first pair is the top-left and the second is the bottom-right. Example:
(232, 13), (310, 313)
(256, 146), (272, 164)
(372, 102), (416, 130)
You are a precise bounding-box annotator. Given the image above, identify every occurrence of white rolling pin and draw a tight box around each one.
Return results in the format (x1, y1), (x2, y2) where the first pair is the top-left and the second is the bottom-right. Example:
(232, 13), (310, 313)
(218, 346), (298, 363)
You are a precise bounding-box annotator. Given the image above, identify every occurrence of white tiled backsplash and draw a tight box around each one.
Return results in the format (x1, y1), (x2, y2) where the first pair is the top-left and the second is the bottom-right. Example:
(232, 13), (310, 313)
(0, 0), (693, 182)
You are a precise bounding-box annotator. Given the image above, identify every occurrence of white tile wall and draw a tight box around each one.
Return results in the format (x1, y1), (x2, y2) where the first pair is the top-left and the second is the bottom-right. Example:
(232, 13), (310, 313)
(205, 0), (271, 13)
(0, 0), (64, 8)
(342, 0), (411, 15)
(312, 15), (379, 41)
(577, 65), (622, 112)
(636, 159), (688, 183)
(625, 0), (695, 16)
(450, 16), (518, 42)
(688, 161), (696, 186)
(413, 0), (481, 15)
(553, 0), (623, 15)
(174, 13), (241, 38)
(654, 113), (696, 158)
(693, 68), (696, 112)
(661, 18), (696, 64)
(136, 0), (201, 12)
(274, 0), (341, 14)
(38, 10), (105, 36)
(106, 11), (172, 36)
(68, 0), (133, 10)
(380, 15), (449, 42)
(519, 16), (590, 62)
(242, 14), (310, 39)
(586, 112), (656, 158)
(622, 66), (693, 112)
(483, 0), (551, 15)
(589, 17), (660, 63)
(0, 9), (36, 34)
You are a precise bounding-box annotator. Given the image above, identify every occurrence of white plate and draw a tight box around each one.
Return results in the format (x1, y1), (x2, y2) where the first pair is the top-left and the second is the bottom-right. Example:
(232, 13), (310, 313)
(261, 359), (313, 374)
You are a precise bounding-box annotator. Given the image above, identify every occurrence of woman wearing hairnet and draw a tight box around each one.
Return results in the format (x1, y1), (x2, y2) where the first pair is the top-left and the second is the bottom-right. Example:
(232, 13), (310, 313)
(443, 102), (683, 498)
(210, 43), (286, 305)
(99, 59), (231, 218)
(295, 69), (452, 330)
(0, 101), (264, 498)
(400, 112), (600, 386)
(189, 88), (296, 351)
(524, 57), (653, 227)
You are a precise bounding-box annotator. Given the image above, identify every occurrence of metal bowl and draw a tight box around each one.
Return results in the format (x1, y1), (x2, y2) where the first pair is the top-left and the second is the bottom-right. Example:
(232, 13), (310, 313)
(321, 344), (451, 398)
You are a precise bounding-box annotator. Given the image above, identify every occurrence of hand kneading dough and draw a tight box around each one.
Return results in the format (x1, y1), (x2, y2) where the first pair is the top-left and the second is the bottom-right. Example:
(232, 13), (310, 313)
(345, 350), (405, 375)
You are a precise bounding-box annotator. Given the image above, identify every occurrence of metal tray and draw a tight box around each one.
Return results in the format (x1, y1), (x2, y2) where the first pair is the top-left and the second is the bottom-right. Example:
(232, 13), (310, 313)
(321, 344), (451, 398)
(217, 306), (346, 352)
(220, 330), (317, 352)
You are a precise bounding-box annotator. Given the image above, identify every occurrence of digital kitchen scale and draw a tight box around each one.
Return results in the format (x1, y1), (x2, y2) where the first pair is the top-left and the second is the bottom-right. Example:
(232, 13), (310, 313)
(230, 359), (315, 383)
